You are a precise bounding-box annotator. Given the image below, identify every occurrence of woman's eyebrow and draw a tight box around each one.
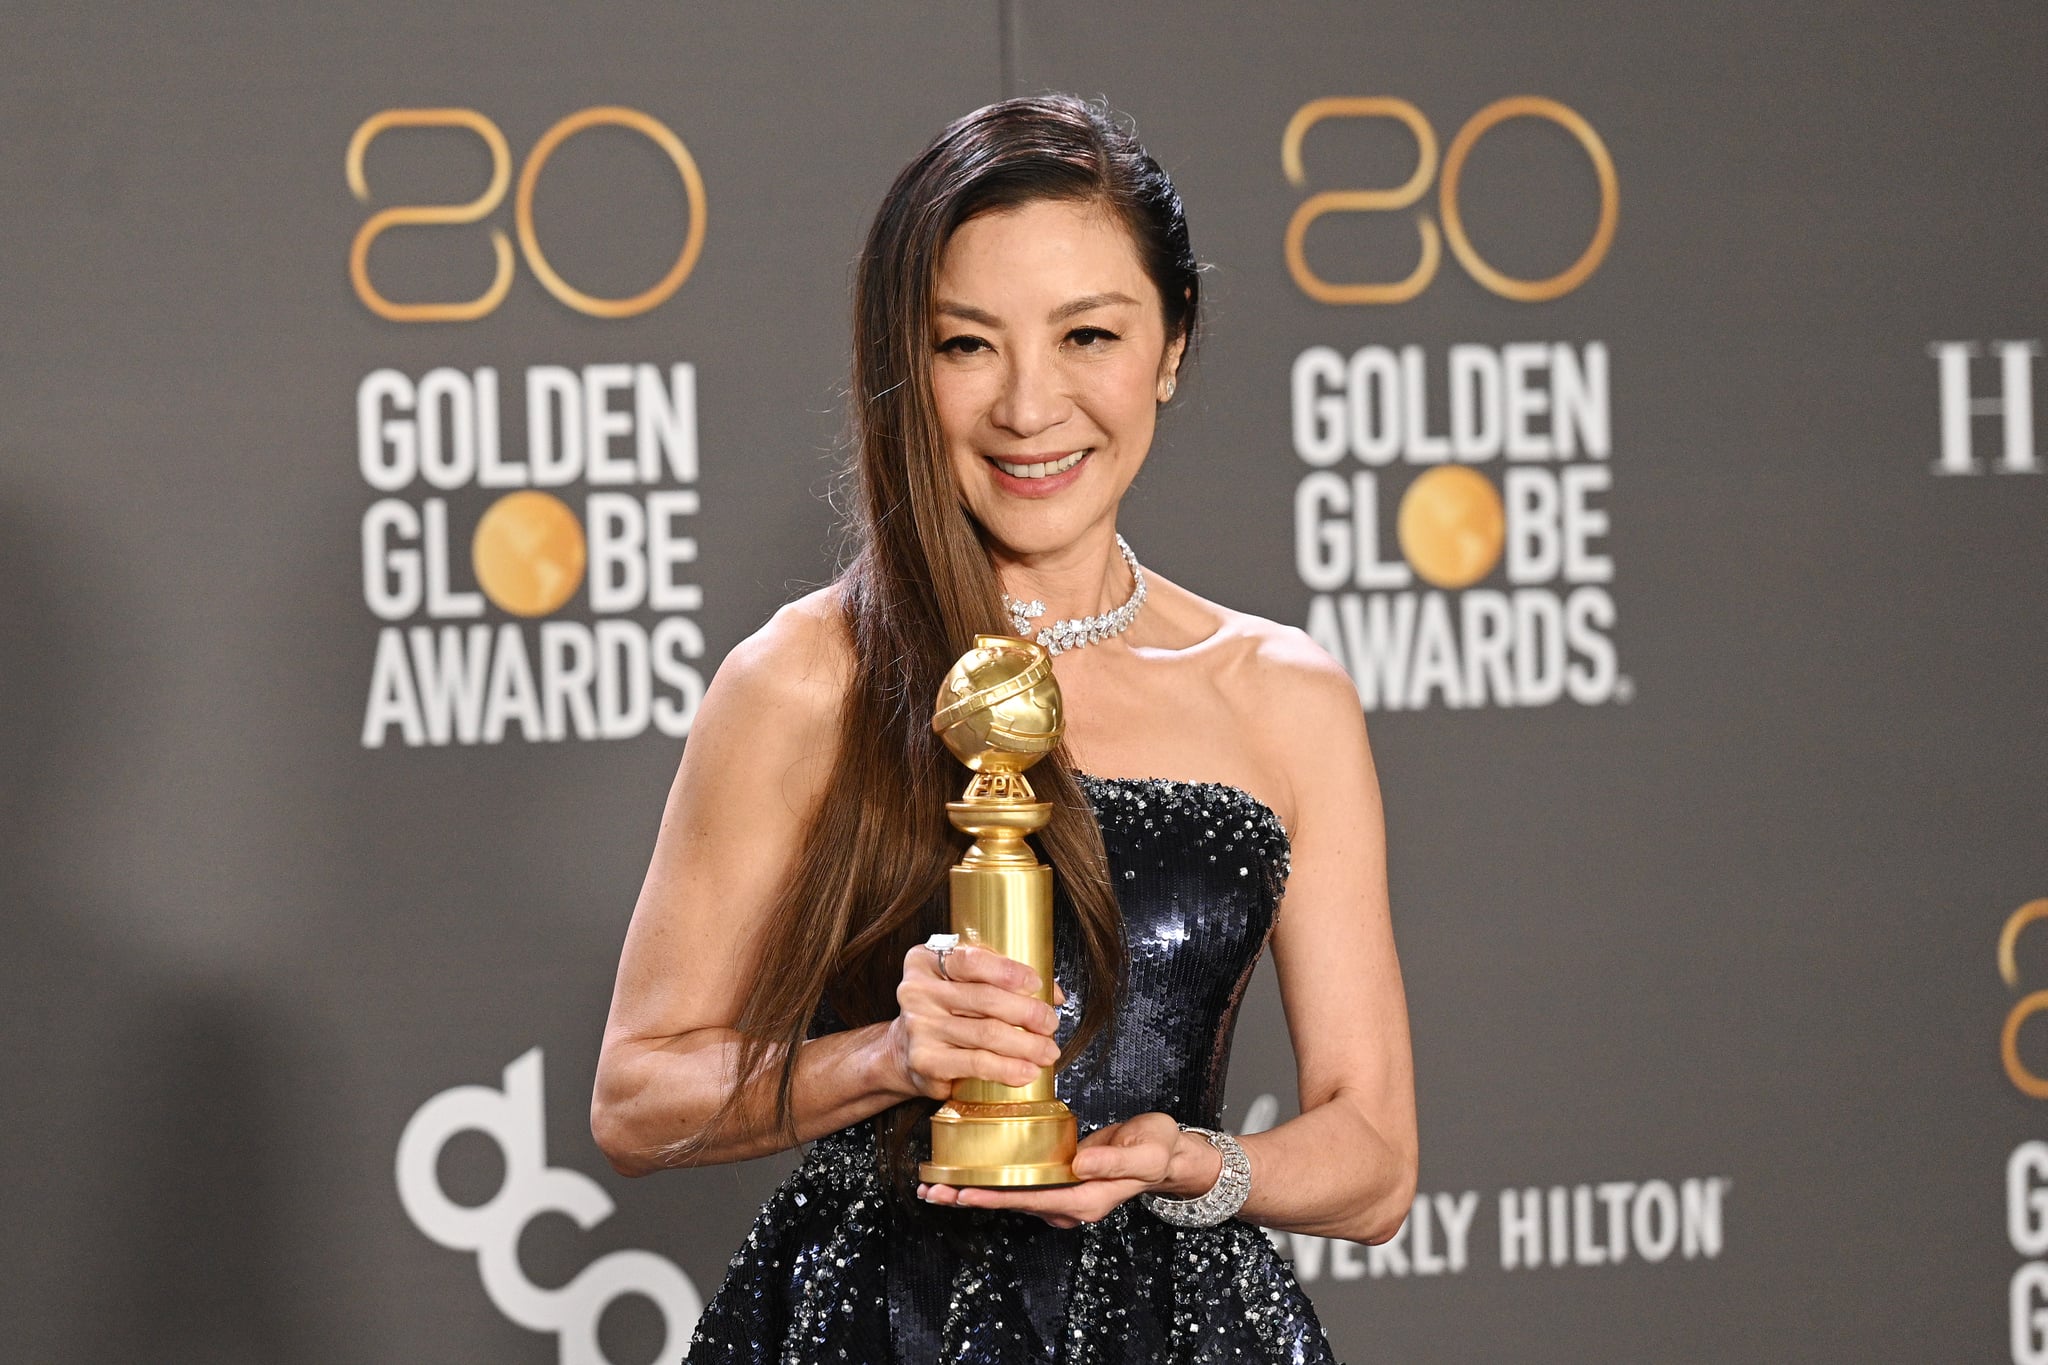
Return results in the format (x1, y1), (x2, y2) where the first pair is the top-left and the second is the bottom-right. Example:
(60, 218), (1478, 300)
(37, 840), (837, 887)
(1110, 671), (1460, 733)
(934, 292), (1141, 328)
(936, 300), (1000, 326)
(1049, 291), (1138, 322)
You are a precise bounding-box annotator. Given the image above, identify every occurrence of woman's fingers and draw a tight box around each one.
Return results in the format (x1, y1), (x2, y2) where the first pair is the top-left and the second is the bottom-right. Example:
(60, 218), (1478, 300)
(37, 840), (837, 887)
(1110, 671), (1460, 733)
(898, 977), (1058, 1040)
(1069, 1140), (1171, 1184)
(932, 942), (1043, 995)
(919, 1115), (1193, 1224)
(897, 1002), (1057, 1086)
(903, 941), (1041, 995)
(940, 980), (1059, 1034)
(937, 1014), (1058, 1067)
(905, 1042), (1040, 1090)
(925, 1178), (1142, 1224)
(987, 1016), (1061, 1064)
(895, 942), (1061, 1090)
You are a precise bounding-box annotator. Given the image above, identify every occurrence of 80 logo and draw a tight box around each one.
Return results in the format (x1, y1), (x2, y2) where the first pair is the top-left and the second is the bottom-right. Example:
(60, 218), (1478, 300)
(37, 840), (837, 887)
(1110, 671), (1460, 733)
(348, 107), (706, 322)
(1283, 95), (1618, 304)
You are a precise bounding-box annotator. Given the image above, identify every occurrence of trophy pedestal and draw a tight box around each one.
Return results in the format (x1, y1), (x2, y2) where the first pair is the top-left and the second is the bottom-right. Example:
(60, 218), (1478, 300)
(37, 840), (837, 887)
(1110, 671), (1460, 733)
(920, 1099), (1077, 1187)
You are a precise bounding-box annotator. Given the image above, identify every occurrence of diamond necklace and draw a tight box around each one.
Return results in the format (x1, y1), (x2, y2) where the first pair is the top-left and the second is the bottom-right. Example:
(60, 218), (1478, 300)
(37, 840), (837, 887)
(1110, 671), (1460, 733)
(1002, 534), (1147, 655)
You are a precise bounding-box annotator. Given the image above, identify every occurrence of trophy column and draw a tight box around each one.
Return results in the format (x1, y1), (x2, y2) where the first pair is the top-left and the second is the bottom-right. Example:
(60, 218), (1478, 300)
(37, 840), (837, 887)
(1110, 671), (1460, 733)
(918, 636), (1078, 1188)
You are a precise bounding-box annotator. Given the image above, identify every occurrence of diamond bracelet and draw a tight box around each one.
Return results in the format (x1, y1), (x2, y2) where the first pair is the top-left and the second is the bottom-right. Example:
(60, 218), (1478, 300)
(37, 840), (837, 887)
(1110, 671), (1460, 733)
(1138, 1125), (1252, 1228)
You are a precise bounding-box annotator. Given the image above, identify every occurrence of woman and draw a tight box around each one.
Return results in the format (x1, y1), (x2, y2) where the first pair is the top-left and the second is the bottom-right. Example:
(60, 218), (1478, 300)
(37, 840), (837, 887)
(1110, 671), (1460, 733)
(593, 94), (1416, 1363)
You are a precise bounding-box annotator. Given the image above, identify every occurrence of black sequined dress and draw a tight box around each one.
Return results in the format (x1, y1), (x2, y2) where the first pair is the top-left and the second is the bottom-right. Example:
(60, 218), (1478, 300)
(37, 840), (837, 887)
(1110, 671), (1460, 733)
(685, 774), (1340, 1364)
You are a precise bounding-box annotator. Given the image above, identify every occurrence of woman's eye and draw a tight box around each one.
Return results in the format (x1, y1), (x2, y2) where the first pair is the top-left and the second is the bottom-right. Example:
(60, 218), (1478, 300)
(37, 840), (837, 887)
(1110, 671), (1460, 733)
(1068, 327), (1119, 347)
(936, 335), (988, 355)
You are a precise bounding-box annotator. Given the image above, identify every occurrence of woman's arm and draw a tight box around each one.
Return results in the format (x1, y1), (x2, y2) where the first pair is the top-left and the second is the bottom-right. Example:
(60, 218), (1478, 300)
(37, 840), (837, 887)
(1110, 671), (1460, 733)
(1229, 628), (1417, 1242)
(591, 594), (889, 1174)
(592, 593), (1063, 1176)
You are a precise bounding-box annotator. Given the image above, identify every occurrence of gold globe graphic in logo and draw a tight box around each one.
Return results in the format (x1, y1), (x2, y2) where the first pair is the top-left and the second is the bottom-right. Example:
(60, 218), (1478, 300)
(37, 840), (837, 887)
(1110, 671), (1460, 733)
(1397, 466), (1505, 589)
(472, 490), (587, 616)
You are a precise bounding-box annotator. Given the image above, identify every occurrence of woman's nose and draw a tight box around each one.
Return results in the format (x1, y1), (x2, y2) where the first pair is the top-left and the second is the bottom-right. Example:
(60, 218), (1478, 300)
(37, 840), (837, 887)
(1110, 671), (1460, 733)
(989, 350), (1071, 437)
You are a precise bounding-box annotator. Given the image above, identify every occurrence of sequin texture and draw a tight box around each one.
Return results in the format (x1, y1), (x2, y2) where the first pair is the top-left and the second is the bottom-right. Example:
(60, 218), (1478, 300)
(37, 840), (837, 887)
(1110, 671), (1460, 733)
(684, 775), (1339, 1363)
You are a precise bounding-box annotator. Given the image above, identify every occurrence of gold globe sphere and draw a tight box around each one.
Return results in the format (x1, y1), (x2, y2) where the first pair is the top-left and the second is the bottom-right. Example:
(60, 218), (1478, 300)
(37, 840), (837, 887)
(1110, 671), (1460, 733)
(1397, 466), (1505, 590)
(933, 635), (1064, 774)
(472, 490), (587, 616)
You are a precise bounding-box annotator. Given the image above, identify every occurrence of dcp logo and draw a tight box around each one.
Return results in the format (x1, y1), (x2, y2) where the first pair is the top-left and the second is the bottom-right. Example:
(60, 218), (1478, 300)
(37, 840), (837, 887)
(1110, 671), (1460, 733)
(397, 1049), (701, 1364)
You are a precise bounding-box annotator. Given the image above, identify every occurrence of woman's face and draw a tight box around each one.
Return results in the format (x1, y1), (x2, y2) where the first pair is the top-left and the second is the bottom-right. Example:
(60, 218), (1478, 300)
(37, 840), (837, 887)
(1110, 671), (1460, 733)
(929, 198), (1183, 562)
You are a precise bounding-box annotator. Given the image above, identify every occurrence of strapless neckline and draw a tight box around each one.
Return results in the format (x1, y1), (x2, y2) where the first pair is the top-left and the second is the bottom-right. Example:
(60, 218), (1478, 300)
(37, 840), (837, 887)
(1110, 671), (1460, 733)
(1071, 770), (1290, 847)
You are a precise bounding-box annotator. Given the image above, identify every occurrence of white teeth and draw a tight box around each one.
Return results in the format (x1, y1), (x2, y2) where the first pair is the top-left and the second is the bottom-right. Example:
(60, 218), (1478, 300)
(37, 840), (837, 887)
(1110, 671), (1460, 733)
(992, 450), (1088, 480)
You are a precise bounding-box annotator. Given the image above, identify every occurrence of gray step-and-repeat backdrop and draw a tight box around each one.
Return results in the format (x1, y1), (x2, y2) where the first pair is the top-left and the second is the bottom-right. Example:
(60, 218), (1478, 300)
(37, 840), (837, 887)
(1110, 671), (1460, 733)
(4, 3), (2042, 1361)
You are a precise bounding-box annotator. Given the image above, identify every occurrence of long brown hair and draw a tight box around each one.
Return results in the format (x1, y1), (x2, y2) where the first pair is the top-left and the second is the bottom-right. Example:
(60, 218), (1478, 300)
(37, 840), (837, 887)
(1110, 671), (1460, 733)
(710, 95), (1202, 1188)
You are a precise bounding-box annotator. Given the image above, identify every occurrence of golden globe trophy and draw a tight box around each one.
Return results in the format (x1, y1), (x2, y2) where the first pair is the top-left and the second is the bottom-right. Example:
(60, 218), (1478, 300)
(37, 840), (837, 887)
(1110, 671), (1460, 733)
(918, 634), (1078, 1188)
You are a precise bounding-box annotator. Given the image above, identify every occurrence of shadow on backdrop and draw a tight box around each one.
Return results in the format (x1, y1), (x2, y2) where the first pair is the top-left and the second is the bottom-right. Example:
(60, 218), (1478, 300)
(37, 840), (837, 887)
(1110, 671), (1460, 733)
(0, 492), (311, 1363)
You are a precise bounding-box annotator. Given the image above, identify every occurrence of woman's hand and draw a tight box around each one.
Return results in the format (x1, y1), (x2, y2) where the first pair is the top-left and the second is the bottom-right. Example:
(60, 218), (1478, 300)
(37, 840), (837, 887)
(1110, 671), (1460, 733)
(916, 1113), (1226, 1229)
(882, 942), (1063, 1100)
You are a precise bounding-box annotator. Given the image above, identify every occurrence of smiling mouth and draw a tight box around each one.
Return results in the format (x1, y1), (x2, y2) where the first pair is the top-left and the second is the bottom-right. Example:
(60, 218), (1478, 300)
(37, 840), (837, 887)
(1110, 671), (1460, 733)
(988, 449), (1090, 480)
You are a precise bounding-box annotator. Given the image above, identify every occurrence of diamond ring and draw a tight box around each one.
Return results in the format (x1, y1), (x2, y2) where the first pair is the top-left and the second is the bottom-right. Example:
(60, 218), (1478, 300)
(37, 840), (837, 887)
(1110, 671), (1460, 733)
(923, 932), (960, 980)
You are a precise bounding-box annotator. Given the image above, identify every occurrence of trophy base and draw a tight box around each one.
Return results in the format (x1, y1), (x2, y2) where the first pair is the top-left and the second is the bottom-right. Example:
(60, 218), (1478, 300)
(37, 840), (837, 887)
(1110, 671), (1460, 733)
(919, 1100), (1078, 1188)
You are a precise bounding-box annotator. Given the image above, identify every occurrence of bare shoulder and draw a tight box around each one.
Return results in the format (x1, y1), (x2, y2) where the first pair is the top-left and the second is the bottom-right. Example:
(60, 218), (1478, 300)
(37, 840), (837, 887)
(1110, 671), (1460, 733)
(1151, 578), (1368, 825)
(683, 584), (851, 811)
(1218, 614), (1363, 747)
(1228, 613), (1353, 700)
(1153, 576), (1356, 718)
(708, 584), (852, 713)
